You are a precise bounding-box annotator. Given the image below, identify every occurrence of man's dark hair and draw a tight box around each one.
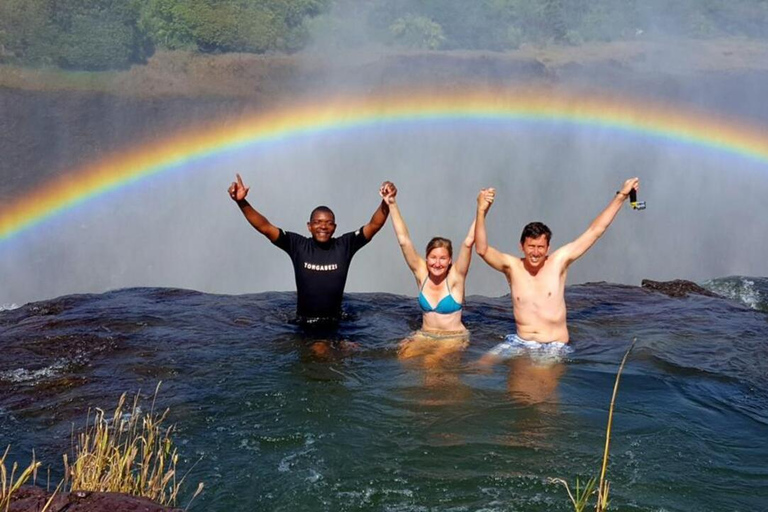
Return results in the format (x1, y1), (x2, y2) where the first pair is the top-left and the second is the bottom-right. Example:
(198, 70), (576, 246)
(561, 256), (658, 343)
(520, 222), (552, 245)
(309, 206), (335, 223)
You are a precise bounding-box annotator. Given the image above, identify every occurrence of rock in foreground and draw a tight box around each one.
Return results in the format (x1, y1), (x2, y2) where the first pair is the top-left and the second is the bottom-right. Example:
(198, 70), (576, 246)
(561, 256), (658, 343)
(10, 487), (181, 512)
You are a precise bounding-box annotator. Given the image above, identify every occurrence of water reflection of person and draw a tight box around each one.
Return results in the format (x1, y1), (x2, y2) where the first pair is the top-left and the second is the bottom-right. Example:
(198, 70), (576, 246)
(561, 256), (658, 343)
(474, 178), (640, 402)
(505, 355), (567, 406)
(380, 184), (476, 391)
(229, 174), (395, 356)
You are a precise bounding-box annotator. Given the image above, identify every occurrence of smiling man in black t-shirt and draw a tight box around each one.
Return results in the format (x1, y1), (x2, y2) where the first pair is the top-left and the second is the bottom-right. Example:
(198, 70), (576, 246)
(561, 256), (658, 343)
(229, 174), (395, 324)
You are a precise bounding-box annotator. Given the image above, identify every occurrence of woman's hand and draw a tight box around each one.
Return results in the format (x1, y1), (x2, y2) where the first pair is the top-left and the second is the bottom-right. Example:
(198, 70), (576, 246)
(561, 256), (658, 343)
(380, 181), (398, 205)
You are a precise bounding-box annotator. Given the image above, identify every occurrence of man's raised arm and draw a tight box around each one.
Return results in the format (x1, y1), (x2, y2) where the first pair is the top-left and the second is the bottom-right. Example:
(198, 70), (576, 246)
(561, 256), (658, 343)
(228, 173), (280, 243)
(362, 181), (395, 240)
(475, 188), (512, 273)
(558, 177), (639, 266)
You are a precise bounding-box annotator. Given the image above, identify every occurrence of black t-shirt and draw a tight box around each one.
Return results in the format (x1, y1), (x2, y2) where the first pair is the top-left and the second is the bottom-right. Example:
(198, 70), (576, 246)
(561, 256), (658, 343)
(272, 227), (370, 319)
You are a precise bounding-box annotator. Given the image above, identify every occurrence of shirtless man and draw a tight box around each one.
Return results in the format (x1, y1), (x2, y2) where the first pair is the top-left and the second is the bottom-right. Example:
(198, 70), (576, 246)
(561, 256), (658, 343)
(475, 177), (640, 359)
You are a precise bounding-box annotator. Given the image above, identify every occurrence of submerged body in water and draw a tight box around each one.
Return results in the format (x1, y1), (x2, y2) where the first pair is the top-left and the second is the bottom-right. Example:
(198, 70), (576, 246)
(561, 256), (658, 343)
(1, 277), (767, 511)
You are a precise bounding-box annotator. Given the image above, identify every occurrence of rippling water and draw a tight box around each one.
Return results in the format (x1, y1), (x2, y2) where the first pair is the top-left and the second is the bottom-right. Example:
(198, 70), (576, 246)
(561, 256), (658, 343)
(1, 277), (767, 511)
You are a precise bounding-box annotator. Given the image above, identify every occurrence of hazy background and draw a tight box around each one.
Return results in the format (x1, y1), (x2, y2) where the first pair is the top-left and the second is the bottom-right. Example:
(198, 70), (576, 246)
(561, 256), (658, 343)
(2, 100), (767, 307)
(2, 0), (768, 307)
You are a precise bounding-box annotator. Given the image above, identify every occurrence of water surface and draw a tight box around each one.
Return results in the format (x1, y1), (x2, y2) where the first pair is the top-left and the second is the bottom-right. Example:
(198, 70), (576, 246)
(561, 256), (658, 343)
(1, 277), (767, 511)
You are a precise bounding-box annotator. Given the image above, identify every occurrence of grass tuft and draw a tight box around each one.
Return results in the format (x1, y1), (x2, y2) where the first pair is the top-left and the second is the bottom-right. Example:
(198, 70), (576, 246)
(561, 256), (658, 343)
(63, 382), (196, 507)
(1, 383), (201, 509)
(552, 337), (636, 511)
(1, 446), (41, 511)
(549, 476), (597, 512)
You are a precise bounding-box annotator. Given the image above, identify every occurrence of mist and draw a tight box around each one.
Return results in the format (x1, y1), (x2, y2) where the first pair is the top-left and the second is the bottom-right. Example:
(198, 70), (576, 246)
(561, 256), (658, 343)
(2, 1), (768, 307)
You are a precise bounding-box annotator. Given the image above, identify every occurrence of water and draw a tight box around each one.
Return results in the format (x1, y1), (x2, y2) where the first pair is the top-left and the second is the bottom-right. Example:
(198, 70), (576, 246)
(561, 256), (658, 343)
(1, 278), (767, 511)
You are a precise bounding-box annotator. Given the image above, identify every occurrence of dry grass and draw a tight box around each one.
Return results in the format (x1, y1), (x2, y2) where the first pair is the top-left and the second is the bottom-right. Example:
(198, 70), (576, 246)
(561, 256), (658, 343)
(0, 383), (201, 509)
(552, 337), (636, 511)
(1, 446), (41, 511)
(63, 383), (203, 508)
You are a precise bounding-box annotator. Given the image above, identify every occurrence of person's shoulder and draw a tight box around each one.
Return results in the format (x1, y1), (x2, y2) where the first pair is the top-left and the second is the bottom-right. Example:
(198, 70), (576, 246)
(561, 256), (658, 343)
(548, 246), (571, 265)
(507, 255), (524, 272)
(274, 229), (310, 248)
(496, 249), (518, 265)
(549, 243), (567, 255)
(283, 230), (309, 240)
(334, 227), (370, 253)
(339, 227), (367, 241)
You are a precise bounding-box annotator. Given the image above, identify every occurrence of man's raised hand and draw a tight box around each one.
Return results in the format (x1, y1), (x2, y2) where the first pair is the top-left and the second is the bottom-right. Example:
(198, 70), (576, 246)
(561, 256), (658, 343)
(618, 177), (639, 199)
(229, 173), (250, 202)
(477, 187), (496, 213)
(380, 181), (398, 204)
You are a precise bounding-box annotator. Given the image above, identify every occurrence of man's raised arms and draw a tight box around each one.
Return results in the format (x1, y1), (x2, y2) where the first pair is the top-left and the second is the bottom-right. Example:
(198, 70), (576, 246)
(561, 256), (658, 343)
(555, 177), (639, 266)
(228, 173), (280, 243)
(474, 187), (513, 274)
(362, 181), (395, 241)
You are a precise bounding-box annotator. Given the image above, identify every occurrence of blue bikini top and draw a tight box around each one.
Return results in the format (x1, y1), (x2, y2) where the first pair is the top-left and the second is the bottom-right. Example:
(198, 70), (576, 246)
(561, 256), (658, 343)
(418, 278), (463, 314)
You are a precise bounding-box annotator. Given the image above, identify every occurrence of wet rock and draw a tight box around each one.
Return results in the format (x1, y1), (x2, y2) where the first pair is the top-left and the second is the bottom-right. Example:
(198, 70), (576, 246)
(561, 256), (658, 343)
(10, 486), (181, 512)
(641, 279), (722, 298)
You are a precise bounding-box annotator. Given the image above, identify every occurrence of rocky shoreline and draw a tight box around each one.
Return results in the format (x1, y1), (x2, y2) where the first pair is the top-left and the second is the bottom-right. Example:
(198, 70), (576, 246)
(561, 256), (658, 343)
(9, 487), (181, 512)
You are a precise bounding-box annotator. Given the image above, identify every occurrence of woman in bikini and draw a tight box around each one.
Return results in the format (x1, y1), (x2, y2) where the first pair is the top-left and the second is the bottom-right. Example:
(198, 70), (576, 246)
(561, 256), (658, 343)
(380, 184), (479, 362)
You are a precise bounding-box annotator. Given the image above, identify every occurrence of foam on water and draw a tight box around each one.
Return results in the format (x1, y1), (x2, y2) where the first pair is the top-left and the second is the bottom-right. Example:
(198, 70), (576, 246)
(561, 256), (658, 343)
(0, 359), (68, 384)
(702, 276), (768, 311)
(0, 303), (20, 311)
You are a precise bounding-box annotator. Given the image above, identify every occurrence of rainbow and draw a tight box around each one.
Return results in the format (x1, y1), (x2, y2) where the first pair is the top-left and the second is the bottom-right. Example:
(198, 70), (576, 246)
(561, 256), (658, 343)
(2, 87), (768, 242)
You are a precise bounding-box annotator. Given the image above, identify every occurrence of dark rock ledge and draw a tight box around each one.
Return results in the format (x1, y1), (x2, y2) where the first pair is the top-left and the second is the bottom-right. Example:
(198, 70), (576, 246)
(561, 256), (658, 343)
(10, 486), (181, 512)
(641, 279), (722, 299)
